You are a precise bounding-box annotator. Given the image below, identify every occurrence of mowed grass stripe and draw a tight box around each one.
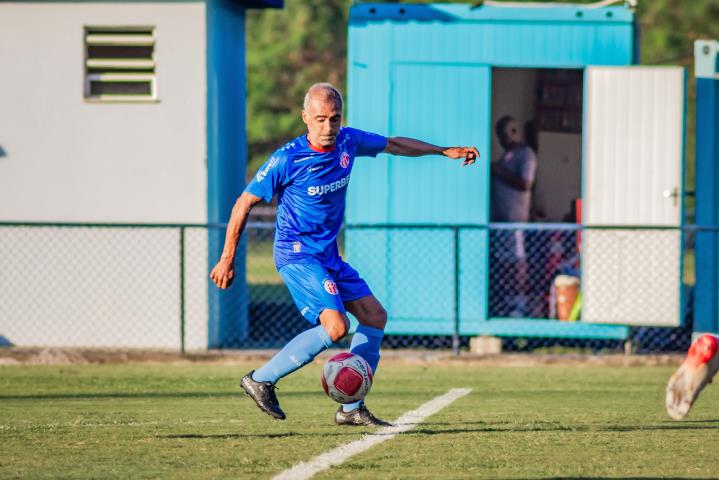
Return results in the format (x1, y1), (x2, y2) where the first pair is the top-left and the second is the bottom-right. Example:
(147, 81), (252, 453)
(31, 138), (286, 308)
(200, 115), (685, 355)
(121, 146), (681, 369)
(273, 388), (472, 480)
(2, 364), (719, 478)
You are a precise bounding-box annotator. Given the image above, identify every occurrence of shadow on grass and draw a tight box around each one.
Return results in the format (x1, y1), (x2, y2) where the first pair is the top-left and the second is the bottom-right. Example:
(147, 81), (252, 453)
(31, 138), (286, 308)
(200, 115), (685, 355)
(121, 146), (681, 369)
(158, 421), (719, 441)
(409, 422), (719, 435)
(163, 432), (304, 439)
(546, 478), (701, 480)
(160, 430), (401, 439)
(669, 418), (719, 423)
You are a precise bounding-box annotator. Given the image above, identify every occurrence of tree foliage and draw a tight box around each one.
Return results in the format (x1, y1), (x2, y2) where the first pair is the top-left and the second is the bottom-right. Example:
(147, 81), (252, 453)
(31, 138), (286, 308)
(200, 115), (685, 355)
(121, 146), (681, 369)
(246, 0), (719, 185)
(246, 0), (352, 172)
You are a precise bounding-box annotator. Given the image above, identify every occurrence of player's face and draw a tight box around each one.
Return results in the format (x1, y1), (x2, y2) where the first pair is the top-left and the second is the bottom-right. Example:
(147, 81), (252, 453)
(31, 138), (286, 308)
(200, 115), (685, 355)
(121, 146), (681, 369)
(302, 98), (342, 148)
(500, 119), (522, 150)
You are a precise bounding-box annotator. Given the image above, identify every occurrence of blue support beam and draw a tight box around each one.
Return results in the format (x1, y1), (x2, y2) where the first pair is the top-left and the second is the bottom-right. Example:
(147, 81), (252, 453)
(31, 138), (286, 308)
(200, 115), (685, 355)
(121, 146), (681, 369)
(693, 40), (719, 337)
(206, 0), (249, 348)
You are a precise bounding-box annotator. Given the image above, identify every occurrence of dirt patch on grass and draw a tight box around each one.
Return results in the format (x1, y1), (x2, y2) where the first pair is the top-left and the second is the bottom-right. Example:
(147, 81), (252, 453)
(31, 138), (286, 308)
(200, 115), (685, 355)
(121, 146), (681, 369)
(0, 347), (683, 367)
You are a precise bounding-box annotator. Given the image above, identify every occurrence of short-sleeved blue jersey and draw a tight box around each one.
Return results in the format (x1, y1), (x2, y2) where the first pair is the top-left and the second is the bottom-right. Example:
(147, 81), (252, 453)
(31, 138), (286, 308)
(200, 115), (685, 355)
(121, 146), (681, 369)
(245, 127), (387, 269)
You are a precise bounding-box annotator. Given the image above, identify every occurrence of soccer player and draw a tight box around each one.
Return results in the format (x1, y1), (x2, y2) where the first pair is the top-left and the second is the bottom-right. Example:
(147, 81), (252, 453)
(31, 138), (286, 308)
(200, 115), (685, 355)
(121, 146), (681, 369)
(210, 83), (478, 426)
(666, 333), (719, 420)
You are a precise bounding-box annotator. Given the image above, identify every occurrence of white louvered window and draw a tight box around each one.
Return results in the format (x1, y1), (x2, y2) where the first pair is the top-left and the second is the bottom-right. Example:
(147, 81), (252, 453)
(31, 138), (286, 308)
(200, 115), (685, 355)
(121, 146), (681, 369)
(84, 26), (157, 102)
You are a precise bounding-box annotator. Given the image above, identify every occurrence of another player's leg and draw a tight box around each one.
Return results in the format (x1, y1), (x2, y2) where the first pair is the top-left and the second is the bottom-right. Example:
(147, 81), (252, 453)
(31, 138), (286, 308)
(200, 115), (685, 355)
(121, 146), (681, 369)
(335, 293), (391, 427)
(666, 334), (719, 420)
(242, 263), (346, 420)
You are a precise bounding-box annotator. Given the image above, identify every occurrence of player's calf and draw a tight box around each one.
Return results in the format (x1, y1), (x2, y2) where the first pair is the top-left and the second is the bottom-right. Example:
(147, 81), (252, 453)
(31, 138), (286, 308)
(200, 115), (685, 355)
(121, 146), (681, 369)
(666, 334), (719, 420)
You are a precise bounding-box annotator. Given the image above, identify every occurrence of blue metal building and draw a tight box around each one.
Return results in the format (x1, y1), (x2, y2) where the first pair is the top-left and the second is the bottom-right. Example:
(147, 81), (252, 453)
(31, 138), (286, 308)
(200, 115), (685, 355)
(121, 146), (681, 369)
(345, 2), (691, 342)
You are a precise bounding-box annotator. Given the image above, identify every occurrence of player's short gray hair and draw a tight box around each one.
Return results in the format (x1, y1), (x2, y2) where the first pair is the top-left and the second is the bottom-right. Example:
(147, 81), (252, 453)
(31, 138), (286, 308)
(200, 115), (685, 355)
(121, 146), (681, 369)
(303, 83), (343, 111)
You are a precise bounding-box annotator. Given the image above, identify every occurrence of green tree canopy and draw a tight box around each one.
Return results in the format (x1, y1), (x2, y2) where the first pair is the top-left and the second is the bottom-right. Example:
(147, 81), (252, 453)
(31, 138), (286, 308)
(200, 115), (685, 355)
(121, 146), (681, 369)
(246, 0), (719, 193)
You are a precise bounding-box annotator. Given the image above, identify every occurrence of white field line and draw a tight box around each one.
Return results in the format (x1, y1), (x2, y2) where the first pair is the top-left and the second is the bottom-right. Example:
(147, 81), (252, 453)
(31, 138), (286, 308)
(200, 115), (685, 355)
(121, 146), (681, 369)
(272, 388), (472, 480)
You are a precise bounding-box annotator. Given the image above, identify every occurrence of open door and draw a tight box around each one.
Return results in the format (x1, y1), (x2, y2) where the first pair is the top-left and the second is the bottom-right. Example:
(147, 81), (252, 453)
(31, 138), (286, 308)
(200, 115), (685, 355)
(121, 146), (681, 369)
(582, 66), (685, 326)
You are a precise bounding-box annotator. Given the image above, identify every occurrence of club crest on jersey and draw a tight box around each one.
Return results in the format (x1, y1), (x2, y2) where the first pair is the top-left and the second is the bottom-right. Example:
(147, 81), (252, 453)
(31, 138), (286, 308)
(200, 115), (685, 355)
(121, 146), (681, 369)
(323, 279), (339, 295)
(339, 151), (350, 169)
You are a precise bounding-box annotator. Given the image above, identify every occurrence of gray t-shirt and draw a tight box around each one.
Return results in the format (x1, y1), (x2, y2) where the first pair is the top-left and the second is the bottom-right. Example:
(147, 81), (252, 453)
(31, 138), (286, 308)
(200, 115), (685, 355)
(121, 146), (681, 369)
(490, 145), (537, 222)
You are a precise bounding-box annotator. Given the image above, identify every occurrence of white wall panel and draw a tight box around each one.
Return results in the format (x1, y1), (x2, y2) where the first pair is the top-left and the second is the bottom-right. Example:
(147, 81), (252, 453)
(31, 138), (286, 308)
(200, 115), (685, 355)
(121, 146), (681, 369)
(0, 3), (207, 223)
(583, 66), (684, 326)
(0, 4), (209, 348)
(584, 66), (684, 226)
(582, 230), (681, 326)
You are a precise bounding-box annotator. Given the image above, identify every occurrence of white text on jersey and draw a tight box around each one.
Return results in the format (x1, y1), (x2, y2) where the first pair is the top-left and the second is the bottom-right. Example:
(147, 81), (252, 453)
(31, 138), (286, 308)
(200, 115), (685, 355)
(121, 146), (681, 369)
(256, 157), (277, 182)
(307, 175), (350, 196)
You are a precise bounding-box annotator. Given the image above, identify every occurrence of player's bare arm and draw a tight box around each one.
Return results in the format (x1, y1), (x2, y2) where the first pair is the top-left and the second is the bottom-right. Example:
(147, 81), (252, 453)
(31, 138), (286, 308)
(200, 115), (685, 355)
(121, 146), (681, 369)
(383, 136), (479, 166)
(210, 191), (262, 289)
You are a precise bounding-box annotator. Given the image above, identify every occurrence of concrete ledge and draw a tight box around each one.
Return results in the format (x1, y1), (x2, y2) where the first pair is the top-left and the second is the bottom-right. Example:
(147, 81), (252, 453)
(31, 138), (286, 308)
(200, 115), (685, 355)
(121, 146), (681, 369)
(469, 336), (503, 355)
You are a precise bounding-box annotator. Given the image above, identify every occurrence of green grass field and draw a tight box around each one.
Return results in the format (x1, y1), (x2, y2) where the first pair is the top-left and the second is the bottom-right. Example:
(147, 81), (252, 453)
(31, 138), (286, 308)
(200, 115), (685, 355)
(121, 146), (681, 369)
(1, 362), (718, 479)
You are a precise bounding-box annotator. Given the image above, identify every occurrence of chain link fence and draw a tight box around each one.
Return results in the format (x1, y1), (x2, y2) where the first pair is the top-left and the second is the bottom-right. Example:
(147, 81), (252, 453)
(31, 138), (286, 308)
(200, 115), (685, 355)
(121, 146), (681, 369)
(0, 221), (701, 353)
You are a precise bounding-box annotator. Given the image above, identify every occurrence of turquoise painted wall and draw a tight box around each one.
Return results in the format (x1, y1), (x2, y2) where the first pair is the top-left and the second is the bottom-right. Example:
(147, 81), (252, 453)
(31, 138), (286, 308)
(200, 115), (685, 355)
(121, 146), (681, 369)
(345, 3), (635, 336)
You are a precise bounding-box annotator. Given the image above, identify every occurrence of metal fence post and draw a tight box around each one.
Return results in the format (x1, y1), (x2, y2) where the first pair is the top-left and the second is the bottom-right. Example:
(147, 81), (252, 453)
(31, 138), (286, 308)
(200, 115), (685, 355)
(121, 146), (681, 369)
(179, 226), (186, 354)
(452, 226), (460, 356)
(694, 39), (719, 338)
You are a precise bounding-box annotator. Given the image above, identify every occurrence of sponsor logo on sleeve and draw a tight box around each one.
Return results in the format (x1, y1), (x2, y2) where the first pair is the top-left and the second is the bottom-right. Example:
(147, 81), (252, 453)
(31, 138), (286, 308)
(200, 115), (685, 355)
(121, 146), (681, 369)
(323, 279), (339, 295)
(339, 151), (350, 169)
(256, 156), (278, 182)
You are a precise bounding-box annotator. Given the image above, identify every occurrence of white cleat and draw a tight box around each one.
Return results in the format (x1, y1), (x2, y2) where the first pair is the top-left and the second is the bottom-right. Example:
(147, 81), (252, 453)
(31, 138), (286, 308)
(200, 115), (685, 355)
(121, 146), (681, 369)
(666, 334), (719, 420)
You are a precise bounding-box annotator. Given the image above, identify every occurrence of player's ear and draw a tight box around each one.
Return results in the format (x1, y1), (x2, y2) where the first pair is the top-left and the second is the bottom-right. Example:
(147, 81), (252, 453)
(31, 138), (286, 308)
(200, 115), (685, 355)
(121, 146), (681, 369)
(301, 109), (309, 126)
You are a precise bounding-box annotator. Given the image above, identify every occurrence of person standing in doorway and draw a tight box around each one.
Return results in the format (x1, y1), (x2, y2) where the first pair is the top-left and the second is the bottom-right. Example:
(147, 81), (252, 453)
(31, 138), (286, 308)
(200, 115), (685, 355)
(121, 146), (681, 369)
(490, 115), (537, 317)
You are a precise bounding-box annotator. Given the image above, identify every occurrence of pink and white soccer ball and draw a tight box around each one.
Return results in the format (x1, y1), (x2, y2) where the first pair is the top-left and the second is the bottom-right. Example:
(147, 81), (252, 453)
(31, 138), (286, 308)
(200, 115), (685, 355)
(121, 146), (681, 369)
(321, 353), (373, 404)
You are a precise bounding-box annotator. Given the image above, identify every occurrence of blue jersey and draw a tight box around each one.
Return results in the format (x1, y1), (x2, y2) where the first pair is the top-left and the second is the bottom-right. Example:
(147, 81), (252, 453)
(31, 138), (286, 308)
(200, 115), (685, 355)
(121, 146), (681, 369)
(245, 127), (387, 269)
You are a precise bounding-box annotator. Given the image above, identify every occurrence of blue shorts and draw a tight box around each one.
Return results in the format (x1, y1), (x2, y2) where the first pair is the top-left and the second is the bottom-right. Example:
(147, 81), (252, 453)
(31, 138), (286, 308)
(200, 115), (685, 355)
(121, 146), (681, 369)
(279, 261), (372, 325)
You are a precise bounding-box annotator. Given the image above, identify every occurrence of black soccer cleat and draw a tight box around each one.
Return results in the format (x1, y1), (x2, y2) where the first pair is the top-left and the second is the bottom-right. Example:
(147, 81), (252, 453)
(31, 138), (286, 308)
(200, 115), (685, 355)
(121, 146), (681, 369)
(240, 371), (286, 420)
(335, 405), (392, 427)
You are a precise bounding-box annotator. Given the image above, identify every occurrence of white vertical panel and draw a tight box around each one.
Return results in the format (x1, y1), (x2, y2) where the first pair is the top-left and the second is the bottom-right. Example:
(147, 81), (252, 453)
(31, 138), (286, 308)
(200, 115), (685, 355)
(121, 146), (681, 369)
(584, 67), (684, 226)
(583, 66), (684, 327)
(582, 230), (681, 326)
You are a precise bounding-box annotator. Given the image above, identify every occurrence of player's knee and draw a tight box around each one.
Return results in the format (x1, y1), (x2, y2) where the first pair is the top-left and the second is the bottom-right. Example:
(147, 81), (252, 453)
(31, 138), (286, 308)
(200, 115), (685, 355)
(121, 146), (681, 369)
(320, 311), (350, 342)
(327, 318), (349, 342)
(363, 306), (387, 330)
(374, 307), (388, 329)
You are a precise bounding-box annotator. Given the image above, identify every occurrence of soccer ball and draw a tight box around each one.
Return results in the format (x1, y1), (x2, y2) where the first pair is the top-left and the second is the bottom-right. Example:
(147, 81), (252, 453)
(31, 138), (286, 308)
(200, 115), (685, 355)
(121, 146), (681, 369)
(321, 353), (373, 404)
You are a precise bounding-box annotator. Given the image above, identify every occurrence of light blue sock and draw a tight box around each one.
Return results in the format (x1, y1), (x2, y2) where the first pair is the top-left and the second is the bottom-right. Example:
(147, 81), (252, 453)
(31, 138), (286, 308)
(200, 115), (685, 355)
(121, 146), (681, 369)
(252, 324), (333, 384)
(343, 325), (384, 412)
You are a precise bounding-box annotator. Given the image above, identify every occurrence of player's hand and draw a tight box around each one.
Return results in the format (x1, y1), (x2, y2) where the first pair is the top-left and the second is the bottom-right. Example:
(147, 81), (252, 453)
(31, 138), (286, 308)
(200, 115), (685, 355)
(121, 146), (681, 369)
(443, 146), (479, 166)
(210, 258), (235, 289)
